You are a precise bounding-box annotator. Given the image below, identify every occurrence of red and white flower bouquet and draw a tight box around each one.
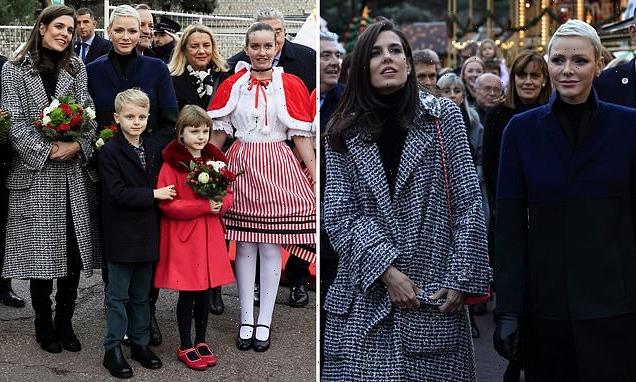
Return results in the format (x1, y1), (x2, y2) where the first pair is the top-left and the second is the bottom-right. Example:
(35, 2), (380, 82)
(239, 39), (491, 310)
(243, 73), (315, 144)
(185, 159), (239, 202)
(33, 96), (95, 142)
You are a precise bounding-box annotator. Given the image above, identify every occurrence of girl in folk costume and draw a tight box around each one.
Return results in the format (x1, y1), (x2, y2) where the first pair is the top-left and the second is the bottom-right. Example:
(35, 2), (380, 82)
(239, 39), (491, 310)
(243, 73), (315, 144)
(154, 105), (234, 370)
(208, 22), (316, 352)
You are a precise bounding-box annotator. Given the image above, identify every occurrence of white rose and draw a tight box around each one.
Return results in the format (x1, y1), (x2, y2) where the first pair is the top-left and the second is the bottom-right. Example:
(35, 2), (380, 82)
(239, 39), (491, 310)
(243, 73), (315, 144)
(206, 160), (214, 166)
(84, 107), (96, 120)
(198, 172), (210, 184)
(95, 138), (105, 149)
(49, 99), (60, 110)
(42, 115), (51, 125)
(210, 161), (226, 172)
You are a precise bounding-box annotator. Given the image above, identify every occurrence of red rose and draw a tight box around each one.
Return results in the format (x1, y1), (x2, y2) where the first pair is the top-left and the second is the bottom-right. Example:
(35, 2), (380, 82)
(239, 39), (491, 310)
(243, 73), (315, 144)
(58, 123), (70, 132)
(34, 120), (42, 127)
(70, 114), (82, 126)
(60, 104), (72, 116)
(110, 125), (118, 132)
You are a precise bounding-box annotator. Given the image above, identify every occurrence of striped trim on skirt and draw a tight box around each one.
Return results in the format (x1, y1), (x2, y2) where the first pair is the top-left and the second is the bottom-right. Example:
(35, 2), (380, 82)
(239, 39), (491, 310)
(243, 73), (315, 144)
(224, 140), (316, 261)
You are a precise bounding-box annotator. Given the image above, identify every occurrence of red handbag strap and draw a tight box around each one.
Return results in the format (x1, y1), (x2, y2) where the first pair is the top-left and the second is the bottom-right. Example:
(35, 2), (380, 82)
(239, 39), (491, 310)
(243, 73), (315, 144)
(435, 119), (453, 237)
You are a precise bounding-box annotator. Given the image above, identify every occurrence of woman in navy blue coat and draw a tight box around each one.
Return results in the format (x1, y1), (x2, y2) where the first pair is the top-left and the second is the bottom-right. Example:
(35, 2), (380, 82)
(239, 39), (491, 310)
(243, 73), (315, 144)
(494, 20), (636, 381)
(87, 5), (178, 149)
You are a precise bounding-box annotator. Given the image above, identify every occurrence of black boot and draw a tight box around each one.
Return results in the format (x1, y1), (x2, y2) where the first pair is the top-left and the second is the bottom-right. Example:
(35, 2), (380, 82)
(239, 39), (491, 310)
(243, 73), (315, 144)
(30, 279), (61, 353)
(130, 344), (162, 369)
(209, 287), (224, 315)
(103, 344), (133, 379)
(54, 273), (81, 352)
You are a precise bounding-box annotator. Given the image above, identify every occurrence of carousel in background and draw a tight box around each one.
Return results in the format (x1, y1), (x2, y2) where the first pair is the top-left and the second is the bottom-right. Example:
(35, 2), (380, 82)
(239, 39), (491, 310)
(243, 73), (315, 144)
(446, 0), (631, 66)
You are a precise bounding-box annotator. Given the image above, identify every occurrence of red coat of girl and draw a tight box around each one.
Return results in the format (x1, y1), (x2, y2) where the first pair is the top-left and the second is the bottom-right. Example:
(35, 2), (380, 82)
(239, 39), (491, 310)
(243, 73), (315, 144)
(154, 140), (235, 291)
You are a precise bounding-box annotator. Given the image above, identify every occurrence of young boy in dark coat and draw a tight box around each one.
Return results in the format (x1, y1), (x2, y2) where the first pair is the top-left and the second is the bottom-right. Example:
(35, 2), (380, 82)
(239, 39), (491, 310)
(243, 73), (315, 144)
(98, 88), (176, 378)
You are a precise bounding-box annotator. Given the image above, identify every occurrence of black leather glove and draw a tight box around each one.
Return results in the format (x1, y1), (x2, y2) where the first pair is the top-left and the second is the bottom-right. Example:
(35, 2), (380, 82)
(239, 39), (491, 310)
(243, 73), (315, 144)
(493, 312), (520, 361)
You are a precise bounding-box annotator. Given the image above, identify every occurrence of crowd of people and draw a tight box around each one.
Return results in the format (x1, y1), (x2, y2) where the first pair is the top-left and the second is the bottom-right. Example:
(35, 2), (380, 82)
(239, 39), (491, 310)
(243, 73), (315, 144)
(320, 14), (636, 382)
(0, 3), (316, 379)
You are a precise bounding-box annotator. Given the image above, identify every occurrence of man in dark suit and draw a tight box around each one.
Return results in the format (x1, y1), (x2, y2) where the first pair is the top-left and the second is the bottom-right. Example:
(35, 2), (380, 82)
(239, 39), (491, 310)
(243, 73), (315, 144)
(135, 4), (156, 58)
(74, 8), (112, 65)
(0, 54), (25, 308)
(595, 17), (636, 107)
(227, 8), (316, 307)
(226, 7), (316, 92)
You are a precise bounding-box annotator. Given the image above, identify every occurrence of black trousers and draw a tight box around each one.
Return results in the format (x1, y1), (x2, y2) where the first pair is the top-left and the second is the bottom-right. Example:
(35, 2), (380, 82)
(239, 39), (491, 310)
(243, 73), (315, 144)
(523, 315), (636, 382)
(286, 255), (310, 287)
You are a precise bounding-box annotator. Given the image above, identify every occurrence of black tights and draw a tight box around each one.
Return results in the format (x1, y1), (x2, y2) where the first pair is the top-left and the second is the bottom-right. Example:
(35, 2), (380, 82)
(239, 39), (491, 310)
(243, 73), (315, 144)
(176, 290), (209, 349)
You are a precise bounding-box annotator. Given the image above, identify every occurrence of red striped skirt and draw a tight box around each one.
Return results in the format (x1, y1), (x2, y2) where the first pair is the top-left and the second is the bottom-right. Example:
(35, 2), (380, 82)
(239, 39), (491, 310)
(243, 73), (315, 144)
(224, 141), (316, 255)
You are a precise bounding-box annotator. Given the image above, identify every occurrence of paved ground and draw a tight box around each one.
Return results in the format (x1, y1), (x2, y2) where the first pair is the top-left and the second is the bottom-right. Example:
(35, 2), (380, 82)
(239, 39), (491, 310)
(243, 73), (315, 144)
(0, 272), (315, 382)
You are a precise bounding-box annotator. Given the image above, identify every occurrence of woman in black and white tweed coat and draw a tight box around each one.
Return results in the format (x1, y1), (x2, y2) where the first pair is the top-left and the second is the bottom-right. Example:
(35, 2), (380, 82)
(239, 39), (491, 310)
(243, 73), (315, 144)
(323, 20), (491, 381)
(1, 6), (100, 354)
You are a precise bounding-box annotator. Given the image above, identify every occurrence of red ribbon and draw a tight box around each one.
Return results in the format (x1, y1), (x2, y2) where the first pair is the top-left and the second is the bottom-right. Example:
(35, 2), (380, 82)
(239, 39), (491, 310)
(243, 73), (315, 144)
(247, 77), (270, 128)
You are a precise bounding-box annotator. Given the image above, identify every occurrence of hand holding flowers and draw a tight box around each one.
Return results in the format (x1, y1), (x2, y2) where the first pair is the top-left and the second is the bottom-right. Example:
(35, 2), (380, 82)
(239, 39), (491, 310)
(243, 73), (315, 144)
(184, 159), (239, 202)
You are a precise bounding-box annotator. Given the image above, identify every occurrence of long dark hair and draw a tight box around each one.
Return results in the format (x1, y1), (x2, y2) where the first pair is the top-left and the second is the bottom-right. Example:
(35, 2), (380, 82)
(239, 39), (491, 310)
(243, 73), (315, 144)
(14, 5), (78, 75)
(326, 19), (419, 153)
(504, 50), (551, 109)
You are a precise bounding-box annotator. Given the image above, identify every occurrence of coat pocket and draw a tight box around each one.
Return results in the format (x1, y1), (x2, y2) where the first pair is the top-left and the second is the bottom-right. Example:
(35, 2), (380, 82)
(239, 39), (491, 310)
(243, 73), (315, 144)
(323, 310), (350, 360)
(399, 306), (462, 354)
(177, 220), (197, 242)
(6, 170), (33, 190)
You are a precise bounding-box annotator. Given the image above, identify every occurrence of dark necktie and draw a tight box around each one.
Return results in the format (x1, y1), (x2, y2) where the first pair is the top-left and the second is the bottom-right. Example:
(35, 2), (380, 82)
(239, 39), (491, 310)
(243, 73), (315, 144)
(81, 42), (88, 62)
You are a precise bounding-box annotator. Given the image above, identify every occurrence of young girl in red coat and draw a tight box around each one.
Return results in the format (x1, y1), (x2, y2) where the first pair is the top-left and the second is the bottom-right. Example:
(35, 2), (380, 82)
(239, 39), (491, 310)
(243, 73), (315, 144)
(154, 105), (234, 370)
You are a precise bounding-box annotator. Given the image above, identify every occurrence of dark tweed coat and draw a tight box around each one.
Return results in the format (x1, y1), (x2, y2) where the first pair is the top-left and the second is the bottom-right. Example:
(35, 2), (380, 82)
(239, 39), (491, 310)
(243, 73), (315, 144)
(1, 55), (101, 279)
(323, 94), (491, 381)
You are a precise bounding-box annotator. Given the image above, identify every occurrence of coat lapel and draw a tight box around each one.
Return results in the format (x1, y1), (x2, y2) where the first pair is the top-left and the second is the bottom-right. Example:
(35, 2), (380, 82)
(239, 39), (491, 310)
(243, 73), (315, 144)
(394, 124), (433, 198)
(56, 70), (73, 99)
(347, 135), (397, 228)
(25, 70), (49, 112)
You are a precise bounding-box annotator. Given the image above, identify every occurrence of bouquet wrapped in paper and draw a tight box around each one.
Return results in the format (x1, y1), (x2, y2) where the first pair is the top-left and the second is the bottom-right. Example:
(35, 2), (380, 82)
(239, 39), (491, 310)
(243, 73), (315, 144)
(33, 96), (95, 142)
(184, 159), (238, 202)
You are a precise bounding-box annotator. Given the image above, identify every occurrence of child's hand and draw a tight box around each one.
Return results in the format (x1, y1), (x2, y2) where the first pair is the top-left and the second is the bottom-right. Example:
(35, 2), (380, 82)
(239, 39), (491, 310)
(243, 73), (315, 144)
(209, 200), (222, 213)
(154, 185), (176, 200)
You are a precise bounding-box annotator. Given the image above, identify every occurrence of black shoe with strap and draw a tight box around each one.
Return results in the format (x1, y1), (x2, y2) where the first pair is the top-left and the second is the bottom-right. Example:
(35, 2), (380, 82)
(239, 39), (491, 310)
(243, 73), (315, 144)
(236, 324), (254, 351)
(253, 324), (271, 352)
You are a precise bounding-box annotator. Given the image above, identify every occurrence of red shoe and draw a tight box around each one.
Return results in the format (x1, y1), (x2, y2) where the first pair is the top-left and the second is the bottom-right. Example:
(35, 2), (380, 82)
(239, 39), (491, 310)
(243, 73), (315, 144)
(195, 343), (218, 366)
(176, 347), (208, 370)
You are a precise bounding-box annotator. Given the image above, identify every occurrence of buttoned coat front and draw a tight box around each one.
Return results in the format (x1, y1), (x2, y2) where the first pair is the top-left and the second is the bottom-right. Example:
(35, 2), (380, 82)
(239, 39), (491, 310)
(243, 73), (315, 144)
(1, 56), (101, 279)
(323, 94), (491, 381)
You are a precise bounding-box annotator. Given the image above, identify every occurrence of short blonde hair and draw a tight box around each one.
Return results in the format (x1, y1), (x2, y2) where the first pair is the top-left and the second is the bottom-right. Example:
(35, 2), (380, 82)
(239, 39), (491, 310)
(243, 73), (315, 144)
(109, 5), (140, 28)
(114, 88), (150, 114)
(168, 24), (227, 76)
(175, 105), (212, 143)
(548, 19), (602, 61)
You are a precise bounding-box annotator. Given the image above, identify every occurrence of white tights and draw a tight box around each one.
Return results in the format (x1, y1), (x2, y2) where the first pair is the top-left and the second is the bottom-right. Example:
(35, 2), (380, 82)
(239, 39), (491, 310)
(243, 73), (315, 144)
(235, 242), (281, 341)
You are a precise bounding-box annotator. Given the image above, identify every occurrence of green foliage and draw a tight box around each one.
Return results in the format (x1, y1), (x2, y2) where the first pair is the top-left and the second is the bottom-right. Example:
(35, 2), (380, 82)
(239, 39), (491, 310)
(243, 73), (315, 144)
(0, 0), (39, 24)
